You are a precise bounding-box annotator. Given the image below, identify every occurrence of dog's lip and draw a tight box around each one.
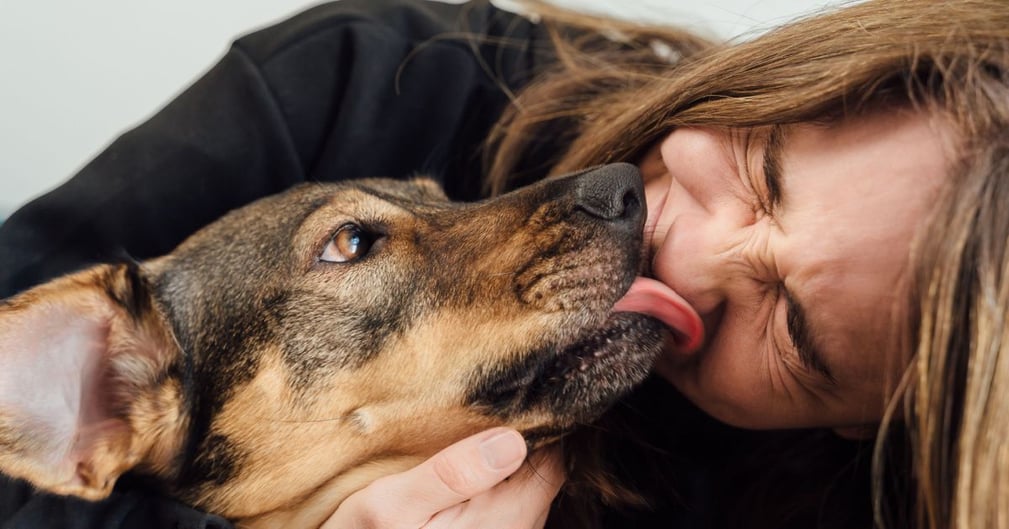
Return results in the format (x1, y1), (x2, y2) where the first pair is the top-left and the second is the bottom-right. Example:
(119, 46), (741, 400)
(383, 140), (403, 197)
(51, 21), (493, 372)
(535, 312), (662, 386)
(612, 277), (703, 353)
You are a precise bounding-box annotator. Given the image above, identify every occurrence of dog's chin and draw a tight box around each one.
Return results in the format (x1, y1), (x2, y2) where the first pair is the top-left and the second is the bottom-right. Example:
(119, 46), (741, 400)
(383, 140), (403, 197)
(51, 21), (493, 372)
(492, 314), (665, 450)
(468, 313), (665, 446)
(523, 313), (665, 439)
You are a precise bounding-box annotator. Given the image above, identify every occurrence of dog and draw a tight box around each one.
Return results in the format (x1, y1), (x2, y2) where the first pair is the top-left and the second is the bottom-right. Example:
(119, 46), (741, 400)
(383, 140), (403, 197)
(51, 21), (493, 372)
(0, 163), (665, 528)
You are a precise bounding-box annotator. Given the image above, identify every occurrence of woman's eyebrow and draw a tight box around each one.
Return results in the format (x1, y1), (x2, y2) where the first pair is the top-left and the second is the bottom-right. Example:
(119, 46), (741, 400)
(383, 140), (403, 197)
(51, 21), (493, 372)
(763, 125), (785, 211)
(784, 288), (837, 385)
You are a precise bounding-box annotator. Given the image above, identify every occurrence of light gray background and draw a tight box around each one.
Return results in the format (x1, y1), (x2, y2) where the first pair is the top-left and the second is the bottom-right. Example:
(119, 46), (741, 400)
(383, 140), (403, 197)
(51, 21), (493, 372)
(0, 0), (848, 216)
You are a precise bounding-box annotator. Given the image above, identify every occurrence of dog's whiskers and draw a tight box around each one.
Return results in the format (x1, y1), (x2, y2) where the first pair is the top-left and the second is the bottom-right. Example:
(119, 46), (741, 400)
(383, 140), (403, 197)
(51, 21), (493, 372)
(253, 415), (347, 425)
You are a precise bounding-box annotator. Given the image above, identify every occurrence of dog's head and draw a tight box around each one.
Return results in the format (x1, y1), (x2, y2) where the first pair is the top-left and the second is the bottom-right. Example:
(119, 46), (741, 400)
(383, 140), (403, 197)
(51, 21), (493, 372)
(0, 164), (664, 526)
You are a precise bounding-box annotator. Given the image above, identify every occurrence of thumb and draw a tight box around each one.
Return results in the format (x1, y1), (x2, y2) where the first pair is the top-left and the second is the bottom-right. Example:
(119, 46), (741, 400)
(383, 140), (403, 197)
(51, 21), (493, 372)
(416, 427), (528, 504)
(329, 427), (527, 528)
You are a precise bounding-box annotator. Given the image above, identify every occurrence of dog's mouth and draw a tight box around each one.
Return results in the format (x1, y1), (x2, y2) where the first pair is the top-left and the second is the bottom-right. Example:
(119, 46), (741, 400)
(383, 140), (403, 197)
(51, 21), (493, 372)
(536, 313), (663, 389)
(467, 304), (665, 437)
(530, 310), (665, 423)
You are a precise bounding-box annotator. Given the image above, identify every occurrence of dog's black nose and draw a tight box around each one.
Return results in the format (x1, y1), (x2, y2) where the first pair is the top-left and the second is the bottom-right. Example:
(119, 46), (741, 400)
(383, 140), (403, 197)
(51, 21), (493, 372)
(572, 163), (644, 222)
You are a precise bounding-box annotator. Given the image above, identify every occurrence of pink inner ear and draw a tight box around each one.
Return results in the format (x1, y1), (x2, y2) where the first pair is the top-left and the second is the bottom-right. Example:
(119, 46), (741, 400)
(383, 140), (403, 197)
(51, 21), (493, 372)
(0, 300), (114, 476)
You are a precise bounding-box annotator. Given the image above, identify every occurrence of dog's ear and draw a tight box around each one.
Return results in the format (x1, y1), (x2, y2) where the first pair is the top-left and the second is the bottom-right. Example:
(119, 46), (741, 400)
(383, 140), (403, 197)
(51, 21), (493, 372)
(0, 263), (184, 500)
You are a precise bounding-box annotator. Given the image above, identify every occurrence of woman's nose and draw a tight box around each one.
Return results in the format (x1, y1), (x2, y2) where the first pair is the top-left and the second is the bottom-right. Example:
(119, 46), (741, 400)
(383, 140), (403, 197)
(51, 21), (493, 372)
(654, 128), (755, 317)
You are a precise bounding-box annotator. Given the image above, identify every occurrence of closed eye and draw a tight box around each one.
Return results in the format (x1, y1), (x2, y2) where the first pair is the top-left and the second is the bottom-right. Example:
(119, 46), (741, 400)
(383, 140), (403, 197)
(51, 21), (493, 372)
(781, 286), (836, 385)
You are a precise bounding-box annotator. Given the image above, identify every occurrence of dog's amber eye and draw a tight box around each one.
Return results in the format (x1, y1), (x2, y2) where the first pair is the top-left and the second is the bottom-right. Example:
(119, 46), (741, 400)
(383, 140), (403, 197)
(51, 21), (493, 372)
(320, 224), (373, 263)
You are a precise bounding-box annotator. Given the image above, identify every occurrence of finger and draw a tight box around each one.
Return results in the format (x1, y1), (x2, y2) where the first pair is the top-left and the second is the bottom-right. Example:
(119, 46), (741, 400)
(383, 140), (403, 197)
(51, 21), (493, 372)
(424, 445), (565, 529)
(328, 427), (527, 529)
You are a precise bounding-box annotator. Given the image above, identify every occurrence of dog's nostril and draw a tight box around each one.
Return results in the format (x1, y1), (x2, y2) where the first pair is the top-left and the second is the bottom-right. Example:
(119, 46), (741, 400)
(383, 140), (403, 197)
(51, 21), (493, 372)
(572, 163), (644, 221)
(622, 189), (642, 217)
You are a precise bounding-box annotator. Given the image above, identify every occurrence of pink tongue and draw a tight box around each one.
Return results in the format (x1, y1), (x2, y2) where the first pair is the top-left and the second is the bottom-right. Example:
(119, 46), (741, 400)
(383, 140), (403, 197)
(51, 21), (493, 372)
(612, 277), (704, 352)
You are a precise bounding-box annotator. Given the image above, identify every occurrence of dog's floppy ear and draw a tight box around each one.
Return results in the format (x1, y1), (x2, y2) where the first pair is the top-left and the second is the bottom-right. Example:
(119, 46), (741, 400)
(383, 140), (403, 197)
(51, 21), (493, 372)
(0, 263), (184, 500)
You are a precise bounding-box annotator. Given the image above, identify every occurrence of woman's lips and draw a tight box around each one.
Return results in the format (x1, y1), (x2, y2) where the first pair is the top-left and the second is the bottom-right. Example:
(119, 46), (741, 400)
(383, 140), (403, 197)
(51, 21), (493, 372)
(612, 277), (704, 353)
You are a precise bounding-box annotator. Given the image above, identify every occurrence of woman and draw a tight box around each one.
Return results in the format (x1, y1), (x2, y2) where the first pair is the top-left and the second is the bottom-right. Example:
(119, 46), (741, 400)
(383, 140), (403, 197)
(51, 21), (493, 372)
(1, 0), (1006, 528)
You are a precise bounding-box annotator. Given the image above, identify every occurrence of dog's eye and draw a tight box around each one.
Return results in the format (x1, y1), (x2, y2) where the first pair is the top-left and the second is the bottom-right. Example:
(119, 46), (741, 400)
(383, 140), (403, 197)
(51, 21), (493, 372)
(320, 224), (374, 263)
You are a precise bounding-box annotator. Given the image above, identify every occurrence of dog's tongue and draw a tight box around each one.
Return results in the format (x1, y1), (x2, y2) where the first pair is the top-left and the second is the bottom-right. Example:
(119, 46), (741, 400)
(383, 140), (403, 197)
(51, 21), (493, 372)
(613, 277), (704, 352)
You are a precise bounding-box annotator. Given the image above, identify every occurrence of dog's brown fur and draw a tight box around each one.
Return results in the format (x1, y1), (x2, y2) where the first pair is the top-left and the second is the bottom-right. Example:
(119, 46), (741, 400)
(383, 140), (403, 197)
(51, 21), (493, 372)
(0, 165), (663, 528)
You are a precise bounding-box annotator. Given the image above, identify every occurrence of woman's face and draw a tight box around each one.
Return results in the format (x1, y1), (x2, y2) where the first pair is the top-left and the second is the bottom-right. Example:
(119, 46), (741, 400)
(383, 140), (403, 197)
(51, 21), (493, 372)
(635, 109), (951, 431)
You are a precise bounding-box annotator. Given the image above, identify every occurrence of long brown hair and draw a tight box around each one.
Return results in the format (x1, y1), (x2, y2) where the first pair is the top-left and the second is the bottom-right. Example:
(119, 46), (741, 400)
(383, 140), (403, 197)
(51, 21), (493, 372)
(485, 1), (1009, 527)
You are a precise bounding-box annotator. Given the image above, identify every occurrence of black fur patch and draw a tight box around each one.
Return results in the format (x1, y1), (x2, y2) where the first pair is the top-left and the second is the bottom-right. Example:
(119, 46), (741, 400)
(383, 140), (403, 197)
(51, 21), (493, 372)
(102, 262), (154, 322)
(466, 345), (551, 417)
(274, 279), (418, 391)
(189, 433), (244, 487)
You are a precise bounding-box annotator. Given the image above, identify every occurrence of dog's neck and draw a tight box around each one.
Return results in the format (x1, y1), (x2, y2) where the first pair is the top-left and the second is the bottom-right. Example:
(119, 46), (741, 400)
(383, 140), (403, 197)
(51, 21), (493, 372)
(233, 454), (425, 529)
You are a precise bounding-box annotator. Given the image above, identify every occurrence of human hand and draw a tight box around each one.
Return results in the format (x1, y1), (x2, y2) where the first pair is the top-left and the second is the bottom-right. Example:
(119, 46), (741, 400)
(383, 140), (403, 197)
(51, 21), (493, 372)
(323, 427), (565, 529)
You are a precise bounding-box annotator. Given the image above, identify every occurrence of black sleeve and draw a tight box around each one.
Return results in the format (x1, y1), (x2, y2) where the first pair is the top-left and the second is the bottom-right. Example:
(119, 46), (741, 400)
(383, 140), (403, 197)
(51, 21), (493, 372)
(0, 0), (544, 526)
(0, 0), (545, 300)
(0, 474), (231, 529)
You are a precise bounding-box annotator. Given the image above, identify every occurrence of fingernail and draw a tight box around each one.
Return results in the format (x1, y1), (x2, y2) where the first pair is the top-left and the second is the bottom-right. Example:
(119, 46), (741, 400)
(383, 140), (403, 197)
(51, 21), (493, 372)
(480, 429), (525, 470)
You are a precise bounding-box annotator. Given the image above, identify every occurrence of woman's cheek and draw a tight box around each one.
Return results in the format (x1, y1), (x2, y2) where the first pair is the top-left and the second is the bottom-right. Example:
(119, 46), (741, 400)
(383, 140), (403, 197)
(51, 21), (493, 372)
(659, 295), (790, 426)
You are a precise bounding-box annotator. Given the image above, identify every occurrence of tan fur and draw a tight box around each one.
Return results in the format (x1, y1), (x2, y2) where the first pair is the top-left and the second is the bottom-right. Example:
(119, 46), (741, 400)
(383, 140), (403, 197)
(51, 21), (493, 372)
(196, 308), (557, 519)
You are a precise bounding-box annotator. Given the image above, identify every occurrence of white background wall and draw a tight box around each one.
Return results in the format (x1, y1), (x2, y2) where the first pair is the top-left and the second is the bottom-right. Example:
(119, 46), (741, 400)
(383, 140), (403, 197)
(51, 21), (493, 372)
(0, 0), (847, 217)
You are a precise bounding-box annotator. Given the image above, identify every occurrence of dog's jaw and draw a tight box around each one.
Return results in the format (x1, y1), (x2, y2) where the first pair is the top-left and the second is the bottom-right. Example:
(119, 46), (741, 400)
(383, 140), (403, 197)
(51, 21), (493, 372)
(464, 311), (665, 443)
(530, 313), (665, 421)
(237, 454), (426, 529)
